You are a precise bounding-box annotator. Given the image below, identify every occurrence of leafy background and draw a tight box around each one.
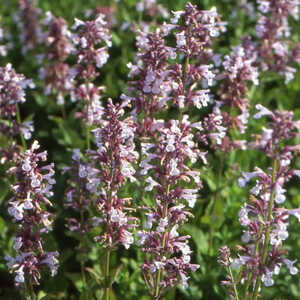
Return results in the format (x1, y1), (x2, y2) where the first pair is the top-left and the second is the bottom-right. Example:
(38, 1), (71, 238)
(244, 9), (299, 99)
(0, 0), (300, 299)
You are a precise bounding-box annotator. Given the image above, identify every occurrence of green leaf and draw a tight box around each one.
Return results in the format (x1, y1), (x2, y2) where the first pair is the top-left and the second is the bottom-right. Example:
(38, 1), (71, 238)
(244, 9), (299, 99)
(66, 273), (84, 292)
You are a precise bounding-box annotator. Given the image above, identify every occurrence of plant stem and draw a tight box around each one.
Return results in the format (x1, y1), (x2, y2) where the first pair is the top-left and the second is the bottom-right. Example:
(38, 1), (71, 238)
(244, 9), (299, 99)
(25, 279), (36, 300)
(251, 159), (278, 300)
(104, 249), (111, 300)
(154, 185), (170, 299)
(244, 223), (263, 298)
(179, 54), (190, 122)
(227, 264), (240, 300)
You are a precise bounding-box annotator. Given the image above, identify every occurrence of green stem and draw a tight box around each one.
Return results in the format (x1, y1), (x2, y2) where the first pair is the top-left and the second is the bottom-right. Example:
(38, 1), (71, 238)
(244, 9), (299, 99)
(25, 279), (36, 300)
(154, 186), (170, 299)
(61, 105), (66, 120)
(16, 103), (27, 148)
(86, 124), (90, 150)
(209, 154), (224, 252)
(227, 264), (240, 300)
(251, 159), (278, 300)
(179, 54), (190, 123)
(244, 223), (263, 298)
(104, 249), (111, 300)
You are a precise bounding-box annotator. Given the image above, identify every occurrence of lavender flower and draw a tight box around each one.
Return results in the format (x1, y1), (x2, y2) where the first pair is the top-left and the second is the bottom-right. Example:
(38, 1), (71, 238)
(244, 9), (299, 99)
(69, 14), (111, 125)
(124, 2), (226, 138)
(39, 11), (74, 105)
(63, 99), (138, 297)
(138, 117), (201, 297)
(0, 63), (34, 140)
(136, 0), (169, 19)
(254, 0), (300, 83)
(16, 0), (42, 53)
(6, 141), (58, 286)
(87, 99), (138, 249)
(71, 14), (111, 81)
(220, 106), (300, 298)
(219, 45), (258, 140)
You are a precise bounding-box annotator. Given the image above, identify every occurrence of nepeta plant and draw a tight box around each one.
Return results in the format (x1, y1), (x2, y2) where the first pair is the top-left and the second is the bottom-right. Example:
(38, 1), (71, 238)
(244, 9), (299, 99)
(254, 0), (299, 82)
(218, 45), (258, 150)
(1, 1), (300, 299)
(64, 99), (138, 298)
(136, 0), (169, 19)
(5, 141), (58, 296)
(138, 117), (201, 298)
(219, 105), (300, 299)
(39, 11), (74, 106)
(124, 2), (226, 298)
(16, 0), (42, 54)
(0, 63), (34, 146)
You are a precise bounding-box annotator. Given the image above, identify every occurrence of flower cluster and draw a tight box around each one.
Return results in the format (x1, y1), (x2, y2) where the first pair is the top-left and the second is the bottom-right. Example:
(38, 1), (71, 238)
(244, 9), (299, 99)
(16, 0), (42, 53)
(124, 2), (225, 139)
(220, 105), (300, 297)
(123, 28), (174, 126)
(167, 3), (225, 112)
(62, 149), (96, 234)
(138, 117), (201, 297)
(87, 99), (138, 249)
(254, 0), (300, 83)
(136, 0), (169, 19)
(5, 141), (58, 285)
(71, 14), (111, 81)
(69, 14), (111, 124)
(64, 99), (138, 249)
(214, 44), (258, 151)
(171, 3), (226, 57)
(0, 63), (34, 139)
(39, 11), (74, 105)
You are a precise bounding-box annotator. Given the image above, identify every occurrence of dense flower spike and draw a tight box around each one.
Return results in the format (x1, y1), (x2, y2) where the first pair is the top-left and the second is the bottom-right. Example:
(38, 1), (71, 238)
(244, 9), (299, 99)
(124, 2), (225, 138)
(62, 149), (96, 233)
(254, 0), (300, 83)
(125, 3), (228, 297)
(63, 99), (138, 298)
(5, 141), (58, 286)
(220, 107), (300, 298)
(2, 0), (300, 299)
(70, 14), (111, 125)
(136, 0), (169, 19)
(0, 63), (34, 139)
(87, 99), (138, 249)
(16, 0), (42, 53)
(138, 117), (201, 297)
(39, 12), (74, 105)
(213, 45), (258, 151)
(71, 14), (111, 81)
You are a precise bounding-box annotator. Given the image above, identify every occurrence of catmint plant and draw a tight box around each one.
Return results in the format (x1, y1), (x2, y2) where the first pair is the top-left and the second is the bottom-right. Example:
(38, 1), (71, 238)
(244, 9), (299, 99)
(254, 0), (300, 83)
(213, 44), (259, 152)
(0, 63), (35, 146)
(39, 11), (74, 106)
(64, 99), (138, 298)
(136, 0), (169, 20)
(219, 105), (300, 299)
(123, 3), (226, 297)
(138, 117), (202, 298)
(70, 14), (111, 126)
(5, 140), (58, 298)
(16, 0), (42, 54)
